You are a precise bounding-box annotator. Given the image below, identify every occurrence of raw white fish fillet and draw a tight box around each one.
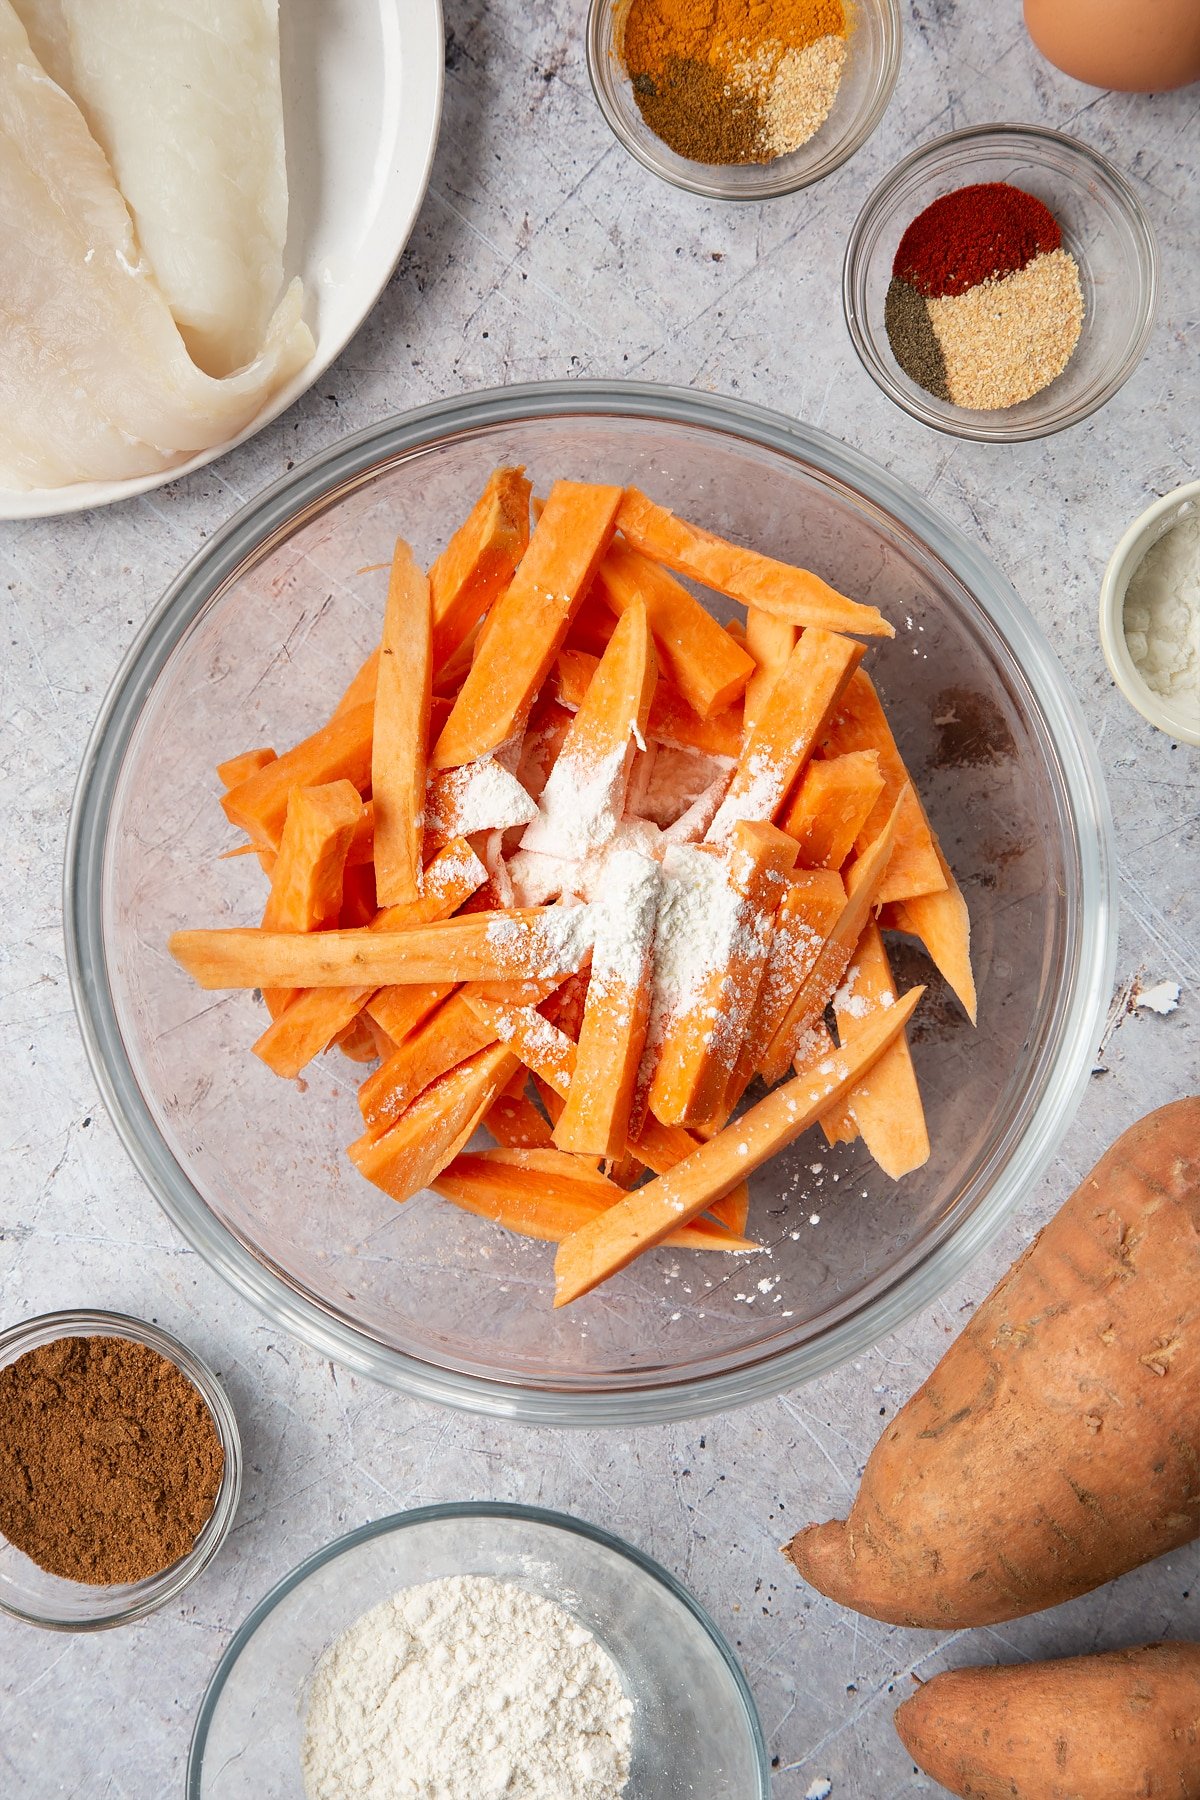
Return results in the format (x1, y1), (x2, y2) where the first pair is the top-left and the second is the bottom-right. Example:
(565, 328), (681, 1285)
(0, 2), (313, 489)
(15, 0), (292, 376)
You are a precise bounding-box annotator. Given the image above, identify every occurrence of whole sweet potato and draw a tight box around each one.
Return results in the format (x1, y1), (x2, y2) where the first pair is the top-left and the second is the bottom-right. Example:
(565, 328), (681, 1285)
(786, 1098), (1200, 1626)
(894, 1642), (1200, 1799)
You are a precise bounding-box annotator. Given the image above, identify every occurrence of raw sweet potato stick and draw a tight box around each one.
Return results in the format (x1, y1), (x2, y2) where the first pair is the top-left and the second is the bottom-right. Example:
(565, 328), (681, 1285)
(646, 823), (799, 1129)
(821, 922), (930, 1178)
(821, 668), (947, 902)
(553, 850), (661, 1158)
(615, 488), (896, 638)
(258, 779), (364, 1016)
(429, 465), (531, 671)
(358, 992), (500, 1139)
(553, 649), (742, 759)
(348, 1043), (521, 1204)
(784, 750), (884, 870)
(173, 904), (595, 992)
(434, 1148), (755, 1251)
(760, 794), (902, 1085)
(889, 840), (977, 1024)
(221, 700), (374, 851)
(431, 479), (622, 768)
(216, 746), (277, 787)
(553, 988), (924, 1305)
(521, 598), (656, 861)
(372, 540), (432, 906)
(592, 535), (754, 718)
(252, 838), (486, 1078)
(743, 607), (796, 732)
(706, 629), (864, 843)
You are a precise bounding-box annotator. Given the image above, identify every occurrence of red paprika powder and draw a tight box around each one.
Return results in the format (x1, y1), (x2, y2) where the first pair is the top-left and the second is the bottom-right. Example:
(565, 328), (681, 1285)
(893, 182), (1062, 298)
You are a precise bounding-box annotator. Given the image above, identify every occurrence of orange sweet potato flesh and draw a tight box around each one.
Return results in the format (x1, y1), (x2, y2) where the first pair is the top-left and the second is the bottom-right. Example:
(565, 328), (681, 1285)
(707, 629), (865, 843)
(615, 488), (895, 638)
(593, 535), (754, 718)
(221, 701), (374, 851)
(742, 607), (795, 733)
(784, 750), (884, 870)
(554, 988), (922, 1305)
(894, 1643), (1200, 1800)
(358, 991), (497, 1139)
(332, 647), (380, 719)
(347, 1043), (520, 1204)
(785, 1098), (1200, 1626)
(372, 540), (432, 906)
(484, 1078), (556, 1149)
(821, 922), (929, 1178)
(822, 668), (946, 903)
(217, 746), (276, 788)
(431, 479), (622, 768)
(891, 839), (977, 1024)
(553, 649), (742, 759)
(429, 466), (531, 671)
(259, 780), (364, 1016)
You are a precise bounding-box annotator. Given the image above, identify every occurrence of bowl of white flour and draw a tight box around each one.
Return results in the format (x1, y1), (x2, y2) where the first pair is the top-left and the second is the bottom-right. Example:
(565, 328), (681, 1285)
(1100, 479), (1200, 748)
(187, 1502), (769, 1799)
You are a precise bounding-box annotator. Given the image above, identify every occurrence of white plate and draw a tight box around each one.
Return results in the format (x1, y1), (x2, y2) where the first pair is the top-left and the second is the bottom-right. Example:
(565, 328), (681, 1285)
(0, 0), (444, 521)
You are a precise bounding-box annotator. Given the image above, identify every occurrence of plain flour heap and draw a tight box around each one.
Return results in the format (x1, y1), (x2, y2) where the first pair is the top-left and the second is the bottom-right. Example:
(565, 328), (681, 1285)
(302, 1575), (633, 1800)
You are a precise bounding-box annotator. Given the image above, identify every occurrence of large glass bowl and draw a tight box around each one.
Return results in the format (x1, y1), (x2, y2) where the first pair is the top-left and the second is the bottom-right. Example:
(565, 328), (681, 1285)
(64, 382), (1115, 1423)
(187, 1503), (769, 1798)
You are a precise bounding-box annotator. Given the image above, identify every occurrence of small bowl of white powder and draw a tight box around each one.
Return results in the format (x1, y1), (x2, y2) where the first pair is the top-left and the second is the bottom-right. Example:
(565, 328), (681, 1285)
(188, 1502), (769, 1799)
(1100, 480), (1200, 748)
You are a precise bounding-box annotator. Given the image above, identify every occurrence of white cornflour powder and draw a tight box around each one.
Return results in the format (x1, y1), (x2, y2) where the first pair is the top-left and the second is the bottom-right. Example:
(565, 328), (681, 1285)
(1123, 506), (1200, 705)
(426, 756), (538, 839)
(521, 739), (632, 861)
(590, 848), (661, 990)
(302, 1576), (633, 1800)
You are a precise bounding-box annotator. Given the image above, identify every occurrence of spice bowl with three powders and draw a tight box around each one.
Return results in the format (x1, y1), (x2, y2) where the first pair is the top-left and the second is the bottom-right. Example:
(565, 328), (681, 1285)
(586, 0), (901, 198)
(0, 1309), (241, 1630)
(843, 122), (1158, 440)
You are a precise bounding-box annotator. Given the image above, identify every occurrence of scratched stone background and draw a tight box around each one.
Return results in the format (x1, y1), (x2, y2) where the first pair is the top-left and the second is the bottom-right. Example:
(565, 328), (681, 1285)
(1, 2), (1197, 1795)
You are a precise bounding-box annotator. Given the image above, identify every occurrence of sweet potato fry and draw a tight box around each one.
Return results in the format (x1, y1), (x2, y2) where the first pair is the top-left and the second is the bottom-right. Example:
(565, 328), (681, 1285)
(434, 1148), (755, 1250)
(821, 923), (930, 1178)
(743, 608), (796, 733)
(221, 700), (373, 851)
(707, 629), (864, 843)
(783, 750), (884, 870)
(252, 839), (485, 1078)
(553, 850), (660, 1158)
(484, 1075), (555, 1149)
(366, 982), (457, 1049)
(615, 488), (895, 638)
(522, 599), (656, 861)
(332, 647), (380, 719)
(821, 668), (947, 902)
(372, 540), (432, 906)
(760, 795), (902, 1085)
(259, 779), (364, 1016)
(429, 465), (532, 671)
(359, 990), (499, 1139)
(647, 823), (798, 1128)
(175, 904), (594, 993)
(348, 1043), (520, 1204)
(553, 649), (742, 759)
(216, 747), (276, 788)
(553, 987), (923, 1304)
(593, 535), (754, 718)
(431, 479), (622, 768)
(890, 840), (977, 1023)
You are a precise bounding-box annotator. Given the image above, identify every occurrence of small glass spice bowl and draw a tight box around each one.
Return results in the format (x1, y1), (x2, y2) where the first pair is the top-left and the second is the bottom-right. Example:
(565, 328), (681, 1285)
(1098, 480), (1200, 748)
(0, 1309), (241, 1631)
(586, 0), (902, 200)
(843, 123), (1159, 441)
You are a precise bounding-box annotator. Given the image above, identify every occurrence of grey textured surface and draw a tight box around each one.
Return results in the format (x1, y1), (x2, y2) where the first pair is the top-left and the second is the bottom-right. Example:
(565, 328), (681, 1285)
(1, 3), (1197, 1795)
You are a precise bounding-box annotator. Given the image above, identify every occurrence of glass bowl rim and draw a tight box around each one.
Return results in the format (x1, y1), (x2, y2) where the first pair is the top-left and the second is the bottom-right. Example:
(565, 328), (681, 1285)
(186, 1499), (771, 1800)
(585, 0), (903, 200)
(0, 1307), (242, 1630)
(841, 120), (1160, 442)
(62, 378), (1116, 1425)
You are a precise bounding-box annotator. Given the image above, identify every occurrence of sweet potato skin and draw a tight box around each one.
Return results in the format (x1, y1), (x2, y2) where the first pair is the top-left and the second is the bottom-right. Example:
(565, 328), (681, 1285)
(894, 1643), (1200, 1799)
(785, 1098), (1200, 1626)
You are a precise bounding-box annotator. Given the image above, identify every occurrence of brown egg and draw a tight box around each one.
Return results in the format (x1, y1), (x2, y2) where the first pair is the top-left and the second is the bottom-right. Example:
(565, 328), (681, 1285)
(1024, 0), (1200, 91)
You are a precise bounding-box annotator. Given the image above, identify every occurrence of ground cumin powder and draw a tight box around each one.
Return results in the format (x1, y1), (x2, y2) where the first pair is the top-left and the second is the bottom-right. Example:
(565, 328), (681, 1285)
(622, 0), (848, 165)
(0, 1335), (224, 1585)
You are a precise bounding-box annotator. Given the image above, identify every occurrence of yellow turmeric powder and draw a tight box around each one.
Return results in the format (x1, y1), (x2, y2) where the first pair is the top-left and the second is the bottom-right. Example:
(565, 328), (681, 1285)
(621, 0), (849, 166)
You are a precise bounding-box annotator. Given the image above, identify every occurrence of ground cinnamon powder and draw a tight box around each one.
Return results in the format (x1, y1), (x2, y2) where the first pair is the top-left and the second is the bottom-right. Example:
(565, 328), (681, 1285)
(0, 1335), (224, 1585)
